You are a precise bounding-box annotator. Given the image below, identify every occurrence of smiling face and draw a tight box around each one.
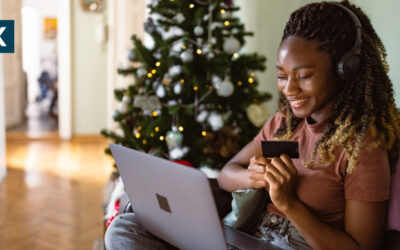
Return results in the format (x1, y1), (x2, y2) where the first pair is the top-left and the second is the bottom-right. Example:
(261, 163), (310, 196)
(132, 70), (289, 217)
(277, 36), (341, 123)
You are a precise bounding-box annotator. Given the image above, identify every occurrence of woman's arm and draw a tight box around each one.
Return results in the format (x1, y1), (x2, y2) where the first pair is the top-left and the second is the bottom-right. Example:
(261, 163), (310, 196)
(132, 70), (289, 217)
(217, 140), (268, 192)
(266, 154), (387, 250)
(285, 199), (386, 250)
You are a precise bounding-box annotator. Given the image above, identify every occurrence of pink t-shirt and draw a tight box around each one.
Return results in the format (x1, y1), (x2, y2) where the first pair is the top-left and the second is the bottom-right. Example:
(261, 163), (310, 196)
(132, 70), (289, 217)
(254, 112), (391, 229)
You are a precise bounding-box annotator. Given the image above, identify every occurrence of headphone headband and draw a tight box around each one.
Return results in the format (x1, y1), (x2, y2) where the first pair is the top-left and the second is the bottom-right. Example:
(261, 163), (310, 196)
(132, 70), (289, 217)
(330, 2), (362, 51)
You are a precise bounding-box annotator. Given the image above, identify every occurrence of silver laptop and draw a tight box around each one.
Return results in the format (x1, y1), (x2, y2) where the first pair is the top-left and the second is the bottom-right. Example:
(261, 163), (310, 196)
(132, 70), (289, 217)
(110, 143), (278, 250)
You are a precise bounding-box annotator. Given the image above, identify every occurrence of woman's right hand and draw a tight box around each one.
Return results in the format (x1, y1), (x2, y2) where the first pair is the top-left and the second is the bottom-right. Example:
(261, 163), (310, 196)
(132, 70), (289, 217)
(247, 155), (269, 189)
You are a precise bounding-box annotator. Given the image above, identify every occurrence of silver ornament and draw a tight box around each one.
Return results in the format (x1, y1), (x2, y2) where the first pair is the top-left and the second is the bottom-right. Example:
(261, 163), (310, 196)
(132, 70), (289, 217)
(117, 102), (129, 114)
(194, 26), (204, 36)
(127, 50), (136, 62)
(207, 112), (223, 131)
(156, 85), (166, 98)
(137, 68), (147, 78)
(196, 110), (209, 123)
(173, 82), (182, 94)
(217, 79), (234, 97)
(122, 95), (131, 103)
(180, 50), (193, 63)
(223, 36), (241, 54)
(175, 13), (185, 24)
(168, 65), (183, 76)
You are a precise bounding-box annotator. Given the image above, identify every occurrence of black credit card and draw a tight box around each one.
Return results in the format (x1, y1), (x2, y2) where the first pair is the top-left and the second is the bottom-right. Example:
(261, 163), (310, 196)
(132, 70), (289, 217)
(261, 140), (299, 159)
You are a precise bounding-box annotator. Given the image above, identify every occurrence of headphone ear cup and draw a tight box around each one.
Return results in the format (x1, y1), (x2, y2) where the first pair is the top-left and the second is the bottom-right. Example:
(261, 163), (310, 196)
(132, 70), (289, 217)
(337, 51), (362, 80)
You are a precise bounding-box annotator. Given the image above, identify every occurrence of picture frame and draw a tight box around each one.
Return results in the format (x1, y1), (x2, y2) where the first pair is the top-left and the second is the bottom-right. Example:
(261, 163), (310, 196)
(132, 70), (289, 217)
(80, 0), (105, 13)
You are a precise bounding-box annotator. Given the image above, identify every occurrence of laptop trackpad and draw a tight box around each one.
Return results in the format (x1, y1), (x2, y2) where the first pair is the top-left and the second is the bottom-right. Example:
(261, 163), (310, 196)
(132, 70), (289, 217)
(223, 226), (283, 250)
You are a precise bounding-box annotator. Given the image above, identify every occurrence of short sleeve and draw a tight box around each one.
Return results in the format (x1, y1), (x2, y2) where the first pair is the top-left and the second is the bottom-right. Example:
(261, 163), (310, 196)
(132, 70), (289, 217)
(344, 145), (390, 202)
(253, 112), (286, 145)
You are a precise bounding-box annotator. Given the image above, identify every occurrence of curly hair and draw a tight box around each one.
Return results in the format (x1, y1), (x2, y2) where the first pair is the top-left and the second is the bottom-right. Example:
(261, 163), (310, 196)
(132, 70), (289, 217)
(273, 0), (400, 173)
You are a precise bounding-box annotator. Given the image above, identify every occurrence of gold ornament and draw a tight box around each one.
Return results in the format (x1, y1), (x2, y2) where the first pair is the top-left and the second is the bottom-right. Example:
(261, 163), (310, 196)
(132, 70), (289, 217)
(246, 103), (269, 127)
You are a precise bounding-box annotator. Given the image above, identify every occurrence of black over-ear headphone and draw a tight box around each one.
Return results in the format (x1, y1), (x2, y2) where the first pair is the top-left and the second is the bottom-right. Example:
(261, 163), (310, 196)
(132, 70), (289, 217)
(331, 3), (363, 81)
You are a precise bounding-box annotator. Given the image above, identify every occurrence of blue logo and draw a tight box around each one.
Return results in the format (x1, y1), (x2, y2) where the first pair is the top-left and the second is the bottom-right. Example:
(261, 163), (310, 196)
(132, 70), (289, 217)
(0, 20), (14, 53)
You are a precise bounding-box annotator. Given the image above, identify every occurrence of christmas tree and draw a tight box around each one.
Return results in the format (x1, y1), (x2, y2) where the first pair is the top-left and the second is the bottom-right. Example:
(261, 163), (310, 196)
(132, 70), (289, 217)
(101, 0), (271, 170)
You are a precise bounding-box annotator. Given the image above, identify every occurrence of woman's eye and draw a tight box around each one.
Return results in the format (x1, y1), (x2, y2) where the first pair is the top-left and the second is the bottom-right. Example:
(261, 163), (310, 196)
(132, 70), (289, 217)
(298, 75), (312, 80)
(277, 75), (288, 80)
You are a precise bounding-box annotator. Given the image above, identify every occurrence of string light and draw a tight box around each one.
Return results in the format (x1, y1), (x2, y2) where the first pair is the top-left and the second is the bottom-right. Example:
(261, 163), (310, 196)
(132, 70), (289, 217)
(248, 77), (254, 83)
(182, 45), (187, 50)
(151, 69), (157, 74)
(196, 49), (202, 55)
(224, 20), (230, 26)
(220, 9), (225, 14)
(233, 53), (239, 58)
(189, 3), (195, 8)
(150, 132), (154, 137)
(193, 86), (199, 91)
(202, 131), (207, 136)
(152, 111), (158, 117)
(178, 126), (184, 132)
(147, 73), (153, 78)
(138, 126), (142, 131)
(156, 61), (161, 67)
(237, 81), (242, 86)
(135, 133), (141, 139)
(180, 79), (185, 84)
(155, 126), (160, 132)
(160, 136), (165, 141)
(142, 139), (147, 145)
(251, 72), (255, 77)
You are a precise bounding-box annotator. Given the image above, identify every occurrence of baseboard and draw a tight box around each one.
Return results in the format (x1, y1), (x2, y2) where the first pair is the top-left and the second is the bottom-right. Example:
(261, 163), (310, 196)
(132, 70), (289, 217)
(72, 134), (110, 143)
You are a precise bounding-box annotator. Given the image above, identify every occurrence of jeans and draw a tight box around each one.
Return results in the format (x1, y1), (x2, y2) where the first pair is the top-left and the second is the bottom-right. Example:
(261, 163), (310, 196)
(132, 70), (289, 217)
(105, 212), (312, 250)
(254, 213), (312, 250)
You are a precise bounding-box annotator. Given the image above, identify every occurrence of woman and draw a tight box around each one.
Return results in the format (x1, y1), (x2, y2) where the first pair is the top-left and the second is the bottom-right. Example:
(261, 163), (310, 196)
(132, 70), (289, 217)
(218, 1), (400, 249)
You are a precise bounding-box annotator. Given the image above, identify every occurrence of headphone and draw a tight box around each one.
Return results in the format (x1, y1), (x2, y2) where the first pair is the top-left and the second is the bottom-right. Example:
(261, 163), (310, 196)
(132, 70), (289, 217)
(331, 3), (363, 81)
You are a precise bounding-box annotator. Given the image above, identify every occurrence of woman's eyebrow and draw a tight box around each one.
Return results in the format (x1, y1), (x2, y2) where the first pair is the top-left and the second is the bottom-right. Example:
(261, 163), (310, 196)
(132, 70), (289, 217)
(276, 64), (315, 70)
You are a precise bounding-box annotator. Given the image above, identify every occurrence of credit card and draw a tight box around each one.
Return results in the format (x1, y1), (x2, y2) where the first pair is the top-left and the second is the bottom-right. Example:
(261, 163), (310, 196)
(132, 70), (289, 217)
(261, 140), (299, 158)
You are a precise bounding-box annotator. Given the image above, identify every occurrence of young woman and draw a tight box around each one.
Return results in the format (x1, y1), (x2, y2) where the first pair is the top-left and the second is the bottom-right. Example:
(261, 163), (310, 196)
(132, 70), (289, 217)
(218, 1), (400, 249)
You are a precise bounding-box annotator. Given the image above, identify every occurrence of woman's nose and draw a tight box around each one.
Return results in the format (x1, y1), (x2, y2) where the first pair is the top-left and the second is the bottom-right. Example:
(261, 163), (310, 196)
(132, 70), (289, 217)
(283, 78), (299, 95)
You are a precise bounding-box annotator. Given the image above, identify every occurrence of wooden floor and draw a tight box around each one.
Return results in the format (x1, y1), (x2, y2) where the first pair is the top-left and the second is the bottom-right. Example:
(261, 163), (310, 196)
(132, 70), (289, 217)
(0, 134), (114, 250)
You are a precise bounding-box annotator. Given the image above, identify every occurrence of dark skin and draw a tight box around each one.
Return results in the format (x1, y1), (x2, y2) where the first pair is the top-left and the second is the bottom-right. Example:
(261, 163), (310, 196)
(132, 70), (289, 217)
(218, 36), (386, 250)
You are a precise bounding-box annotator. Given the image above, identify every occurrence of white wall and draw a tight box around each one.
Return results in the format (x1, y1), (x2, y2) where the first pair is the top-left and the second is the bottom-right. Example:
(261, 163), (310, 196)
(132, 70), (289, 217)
(0, 0), (7, 182)
(236, 0), (400, 114)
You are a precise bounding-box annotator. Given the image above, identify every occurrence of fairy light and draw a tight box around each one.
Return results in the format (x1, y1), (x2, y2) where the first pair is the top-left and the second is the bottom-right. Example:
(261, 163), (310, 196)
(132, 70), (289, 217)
(220, 9), (226, 14)
(137, 126), (142, 131)
(248, 77), (254, 83)
(151, 69), (157, 74)
(150, 132), (154, 137)
(233, 53), (239, 58)
(224, 20), (230, 26)
(237, 81), (243, 86)
(152, 111), (158, 117)
(178, 126), (184, 132)
(160, 136), (165, 141)
(182, 45), (187, 50)
(202, 131), (207, 136)
(142, 139), (147, 145)
(180, 79), (185, 84)
(155, 126), (160, 132)
(156, 61), (161, 67)
(251, 72), (255, 77)
(196, 49), (202, 55)
(189, 3), (195, 8)
(193, 86), (199, 91)
(135, 133), (141, 139)
(147, 73), (153, 78)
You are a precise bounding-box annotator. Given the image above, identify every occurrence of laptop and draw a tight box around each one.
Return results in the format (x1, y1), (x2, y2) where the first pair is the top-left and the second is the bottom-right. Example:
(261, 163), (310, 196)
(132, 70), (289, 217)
(109, 143), (280, 250)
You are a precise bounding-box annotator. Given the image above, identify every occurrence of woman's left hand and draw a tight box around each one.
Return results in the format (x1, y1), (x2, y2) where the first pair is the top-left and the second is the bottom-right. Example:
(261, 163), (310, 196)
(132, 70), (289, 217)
(264, 154), (298, 213)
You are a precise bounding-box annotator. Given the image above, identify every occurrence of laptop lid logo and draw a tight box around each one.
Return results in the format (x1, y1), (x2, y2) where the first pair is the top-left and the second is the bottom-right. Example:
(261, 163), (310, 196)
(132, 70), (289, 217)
(156, 193), (171, 213)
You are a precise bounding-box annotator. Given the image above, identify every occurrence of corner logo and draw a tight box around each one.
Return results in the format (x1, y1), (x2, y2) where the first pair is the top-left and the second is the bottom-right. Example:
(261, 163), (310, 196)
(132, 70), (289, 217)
(0, 20), (14, 53)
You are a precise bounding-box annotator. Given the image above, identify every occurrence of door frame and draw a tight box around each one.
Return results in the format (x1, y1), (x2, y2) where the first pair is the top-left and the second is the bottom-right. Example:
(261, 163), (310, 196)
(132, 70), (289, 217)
(57, 0), (72, 139)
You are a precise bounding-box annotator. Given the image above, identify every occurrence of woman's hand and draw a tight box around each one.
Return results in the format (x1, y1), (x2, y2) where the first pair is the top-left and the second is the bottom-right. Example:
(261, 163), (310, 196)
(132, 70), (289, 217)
(264, 154), (298, 213)
(247, 155), (269, 189)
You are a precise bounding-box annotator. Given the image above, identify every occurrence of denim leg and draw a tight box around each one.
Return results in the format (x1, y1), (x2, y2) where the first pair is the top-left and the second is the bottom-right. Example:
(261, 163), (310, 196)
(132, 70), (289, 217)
(254, 213), (312, 250)
(105, 213), (174, 250)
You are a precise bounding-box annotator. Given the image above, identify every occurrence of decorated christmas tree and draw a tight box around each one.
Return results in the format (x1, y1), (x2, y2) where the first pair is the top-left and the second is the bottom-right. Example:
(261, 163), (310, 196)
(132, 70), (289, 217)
(101, 0), (271, 170)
